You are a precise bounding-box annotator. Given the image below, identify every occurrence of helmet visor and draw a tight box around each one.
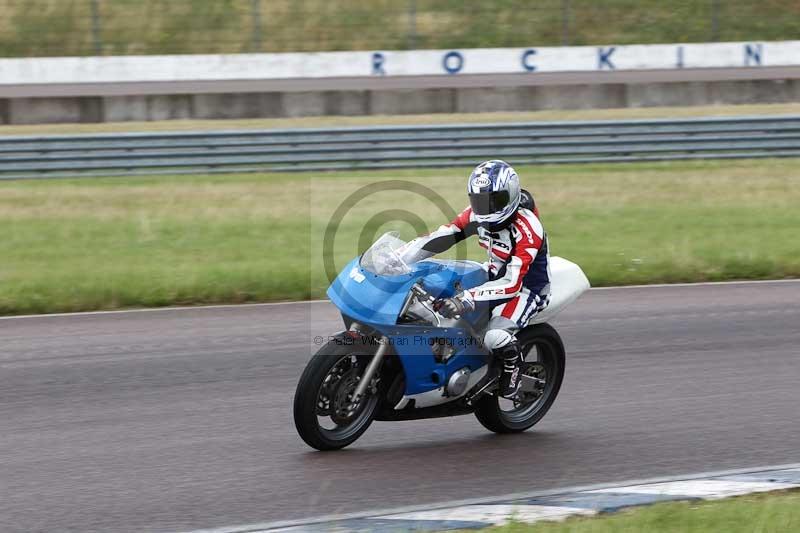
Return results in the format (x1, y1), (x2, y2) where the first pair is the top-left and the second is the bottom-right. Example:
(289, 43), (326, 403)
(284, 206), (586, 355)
(469, 190), (510, 216)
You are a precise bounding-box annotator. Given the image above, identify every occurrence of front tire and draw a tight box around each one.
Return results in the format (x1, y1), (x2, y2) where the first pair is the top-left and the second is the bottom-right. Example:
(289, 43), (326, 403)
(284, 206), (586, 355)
(474, 323), (565, 434)
(294, 339), (380, 451)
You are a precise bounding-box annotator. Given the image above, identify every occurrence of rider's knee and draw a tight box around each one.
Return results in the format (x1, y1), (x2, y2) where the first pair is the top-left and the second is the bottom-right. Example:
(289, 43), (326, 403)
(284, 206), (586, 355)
(483, 328), (516, 351)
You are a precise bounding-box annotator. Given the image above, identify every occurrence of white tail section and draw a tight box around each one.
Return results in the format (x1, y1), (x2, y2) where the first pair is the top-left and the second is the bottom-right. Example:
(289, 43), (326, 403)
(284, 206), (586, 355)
(530, 256), (590, 324)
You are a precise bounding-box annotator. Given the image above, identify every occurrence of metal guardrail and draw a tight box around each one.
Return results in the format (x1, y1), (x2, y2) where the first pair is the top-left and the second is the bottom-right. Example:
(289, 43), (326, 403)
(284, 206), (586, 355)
(2, 116), (800, 179)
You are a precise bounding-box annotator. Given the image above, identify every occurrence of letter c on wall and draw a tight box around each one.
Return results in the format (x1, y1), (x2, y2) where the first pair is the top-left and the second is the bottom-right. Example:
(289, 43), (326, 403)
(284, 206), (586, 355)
(521, 48), (537, 71)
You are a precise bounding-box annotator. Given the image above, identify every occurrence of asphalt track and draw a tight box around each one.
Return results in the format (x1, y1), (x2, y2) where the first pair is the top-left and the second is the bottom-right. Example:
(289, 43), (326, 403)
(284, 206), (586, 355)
(1, 280), (799, 532)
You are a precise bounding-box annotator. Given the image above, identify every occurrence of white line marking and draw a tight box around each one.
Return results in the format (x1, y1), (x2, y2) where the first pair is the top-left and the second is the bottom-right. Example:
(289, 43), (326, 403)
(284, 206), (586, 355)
(182, 462), (800, 533)
(590, 278), (800, 290)
(589, 479), (800, 499)
(2, 278), (798, 321)
(0, 300), (330, 321)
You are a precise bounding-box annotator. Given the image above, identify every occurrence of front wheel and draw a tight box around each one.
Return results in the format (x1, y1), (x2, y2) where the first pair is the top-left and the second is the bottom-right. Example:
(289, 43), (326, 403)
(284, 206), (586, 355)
(293, 339), (380, 451)
(474, 323), (565, 434)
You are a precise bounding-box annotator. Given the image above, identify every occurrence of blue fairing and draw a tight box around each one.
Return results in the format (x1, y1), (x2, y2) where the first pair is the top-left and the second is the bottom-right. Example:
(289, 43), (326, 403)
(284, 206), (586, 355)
(327, 257), (491, 396)
(327, 258), (420, 326)
(327, 258), (488, 326)
(420, 259), (489, 299)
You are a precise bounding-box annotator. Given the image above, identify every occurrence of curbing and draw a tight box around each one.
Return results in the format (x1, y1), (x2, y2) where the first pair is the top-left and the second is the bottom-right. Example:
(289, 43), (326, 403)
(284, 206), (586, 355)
(186, 463), (800, 532)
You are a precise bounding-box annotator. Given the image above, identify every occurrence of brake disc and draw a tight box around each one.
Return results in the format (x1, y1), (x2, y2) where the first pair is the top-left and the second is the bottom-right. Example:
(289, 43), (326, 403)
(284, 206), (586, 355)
(330, 369), (363, 425)
(316, 358), (351, 416)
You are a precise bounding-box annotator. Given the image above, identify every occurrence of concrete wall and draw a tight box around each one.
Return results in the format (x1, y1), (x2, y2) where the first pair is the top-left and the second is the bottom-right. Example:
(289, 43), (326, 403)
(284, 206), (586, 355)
(2, 41), (799, 125)
(2, 78), (800, 125)
(3, 41), (800, 85)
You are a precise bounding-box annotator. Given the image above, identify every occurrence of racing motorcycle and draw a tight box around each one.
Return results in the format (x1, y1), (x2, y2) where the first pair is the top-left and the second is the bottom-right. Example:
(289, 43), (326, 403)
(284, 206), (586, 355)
(294, 231), (590, 451)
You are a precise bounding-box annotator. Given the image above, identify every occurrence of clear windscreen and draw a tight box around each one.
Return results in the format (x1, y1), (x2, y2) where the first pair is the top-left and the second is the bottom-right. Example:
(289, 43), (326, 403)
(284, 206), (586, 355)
(360, 231), (413, 276)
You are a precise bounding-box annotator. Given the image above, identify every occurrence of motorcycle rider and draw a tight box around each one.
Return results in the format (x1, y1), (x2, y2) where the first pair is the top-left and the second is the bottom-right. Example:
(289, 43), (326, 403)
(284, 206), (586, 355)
(401, 160), (550, 399)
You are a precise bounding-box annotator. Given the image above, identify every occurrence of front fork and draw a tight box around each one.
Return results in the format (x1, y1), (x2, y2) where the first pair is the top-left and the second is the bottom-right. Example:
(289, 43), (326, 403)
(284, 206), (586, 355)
(352, 337), (389, 401)
(347, 322), (389, 403)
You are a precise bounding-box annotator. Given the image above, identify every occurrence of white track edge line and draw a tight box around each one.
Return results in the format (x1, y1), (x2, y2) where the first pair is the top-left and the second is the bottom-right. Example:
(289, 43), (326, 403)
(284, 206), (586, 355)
(0, 300), (330, 320)
(2, 278), (798, 321)
(590, 278), (800, 290)
(183, 462), (800, 533)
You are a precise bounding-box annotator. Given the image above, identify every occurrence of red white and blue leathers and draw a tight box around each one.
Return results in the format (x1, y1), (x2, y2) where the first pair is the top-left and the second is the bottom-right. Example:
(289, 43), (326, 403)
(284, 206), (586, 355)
(402, 205), (551, 332)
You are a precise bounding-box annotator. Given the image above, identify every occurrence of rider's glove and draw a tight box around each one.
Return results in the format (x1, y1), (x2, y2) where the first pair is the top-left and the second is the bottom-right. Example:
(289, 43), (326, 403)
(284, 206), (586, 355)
(434, 291), (475, 319)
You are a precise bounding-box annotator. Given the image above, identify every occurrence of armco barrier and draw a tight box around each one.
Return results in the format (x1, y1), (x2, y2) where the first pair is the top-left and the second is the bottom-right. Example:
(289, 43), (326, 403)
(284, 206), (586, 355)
(1, 115), (800, 179)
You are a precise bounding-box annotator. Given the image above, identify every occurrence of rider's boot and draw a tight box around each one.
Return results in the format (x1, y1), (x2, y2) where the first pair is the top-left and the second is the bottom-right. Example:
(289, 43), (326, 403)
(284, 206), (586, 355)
(496, 340), (523, 399)
(484, 329), (524, 399)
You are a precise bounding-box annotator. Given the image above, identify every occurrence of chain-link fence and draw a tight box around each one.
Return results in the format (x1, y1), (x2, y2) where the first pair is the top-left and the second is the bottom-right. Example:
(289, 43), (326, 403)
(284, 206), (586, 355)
(0, 0), (796, 58)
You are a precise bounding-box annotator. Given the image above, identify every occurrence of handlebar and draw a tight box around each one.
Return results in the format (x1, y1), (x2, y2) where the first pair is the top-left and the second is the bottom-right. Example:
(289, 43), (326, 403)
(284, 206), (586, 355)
(400, 282), (486, 349)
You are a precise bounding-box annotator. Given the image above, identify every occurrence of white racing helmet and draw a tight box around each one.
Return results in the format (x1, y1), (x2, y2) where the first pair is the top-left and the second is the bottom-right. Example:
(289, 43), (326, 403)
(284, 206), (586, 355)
(467, 160), (521, 229)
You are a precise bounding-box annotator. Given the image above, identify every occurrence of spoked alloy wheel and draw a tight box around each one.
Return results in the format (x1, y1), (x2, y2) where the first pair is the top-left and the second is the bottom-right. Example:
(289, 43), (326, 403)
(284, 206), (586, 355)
(315, 354), (378, 438)
(294, 340), (381, 450)
(474, 323), (565, 433)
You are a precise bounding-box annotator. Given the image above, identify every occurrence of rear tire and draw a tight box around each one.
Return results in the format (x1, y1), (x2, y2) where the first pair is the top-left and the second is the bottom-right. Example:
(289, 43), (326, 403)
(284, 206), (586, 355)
(293, 339), (380, 451)
(474, 323), (565, 434)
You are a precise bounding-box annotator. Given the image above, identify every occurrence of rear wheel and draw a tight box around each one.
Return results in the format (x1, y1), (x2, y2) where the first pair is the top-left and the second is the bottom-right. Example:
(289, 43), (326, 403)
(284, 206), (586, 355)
(474, 323), (565, 433)
(293, 339), (380, 451)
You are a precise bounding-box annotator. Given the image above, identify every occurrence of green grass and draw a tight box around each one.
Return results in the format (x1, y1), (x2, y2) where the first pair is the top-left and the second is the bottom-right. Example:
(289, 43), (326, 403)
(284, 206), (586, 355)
(2, 103), (800, 136)
(1, 0), (799, 57)
(485, 489), (800, 532)
(1, 158), (800, 315)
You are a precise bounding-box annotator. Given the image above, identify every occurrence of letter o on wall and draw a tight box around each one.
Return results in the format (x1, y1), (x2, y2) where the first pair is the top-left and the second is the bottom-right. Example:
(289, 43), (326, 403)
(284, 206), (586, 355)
(442, 51), (464, 74)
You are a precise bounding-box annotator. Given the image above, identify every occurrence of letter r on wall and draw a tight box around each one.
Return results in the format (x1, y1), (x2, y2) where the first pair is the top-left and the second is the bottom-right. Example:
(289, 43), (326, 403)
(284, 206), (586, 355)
(372, 52), (386, 75)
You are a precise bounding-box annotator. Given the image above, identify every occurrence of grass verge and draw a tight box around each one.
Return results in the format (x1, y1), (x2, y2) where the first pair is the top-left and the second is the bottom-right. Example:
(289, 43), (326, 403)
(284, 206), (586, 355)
(1, 158), (799, 315)
(3, 0), (799, 57)
(485, 489), (800, 532)
(1, 103), (799, 136)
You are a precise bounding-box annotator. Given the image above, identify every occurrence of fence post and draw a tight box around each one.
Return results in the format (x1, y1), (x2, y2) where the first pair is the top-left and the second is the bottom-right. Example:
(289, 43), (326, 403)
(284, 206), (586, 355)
(407, 0), (417, 50)
(90, 0), (102, 55)
(561, 0), (570, 46)
(710, 0), (720, 41)
(251, 0), (263, 51)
